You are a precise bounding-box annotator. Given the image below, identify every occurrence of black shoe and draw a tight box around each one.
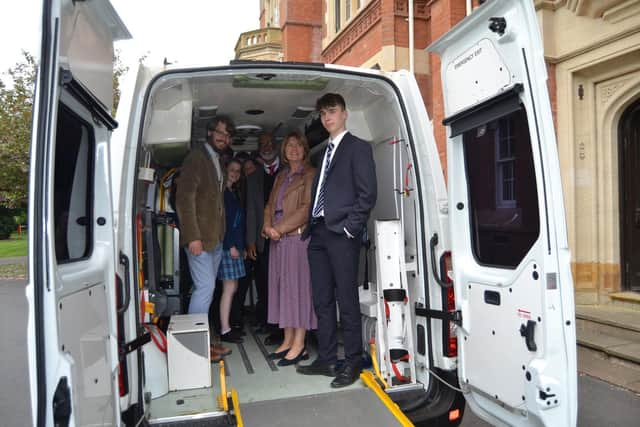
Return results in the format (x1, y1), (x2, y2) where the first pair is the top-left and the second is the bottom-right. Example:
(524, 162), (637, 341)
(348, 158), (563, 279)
(331, 365), (361, 388)
(220, 330), (243, 344)
(267, 348), (290, 360)
(278, 349), (309, 366)
(296, 358), (337, 377)
(254, 324), (270, 334)
(264, 331), (284, 346)
(232, 326), (246, 337)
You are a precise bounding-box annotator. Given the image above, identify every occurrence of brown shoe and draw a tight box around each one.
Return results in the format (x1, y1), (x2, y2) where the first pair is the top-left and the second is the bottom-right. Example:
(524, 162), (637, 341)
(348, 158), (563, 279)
(211, 344), (232, 356)
(210, 350), (223, 364)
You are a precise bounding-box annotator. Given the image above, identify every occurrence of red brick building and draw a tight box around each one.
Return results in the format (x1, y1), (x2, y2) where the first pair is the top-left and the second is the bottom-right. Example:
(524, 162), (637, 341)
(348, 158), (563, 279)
(236, 0), (485, 175)
(236, 1), (640, 301)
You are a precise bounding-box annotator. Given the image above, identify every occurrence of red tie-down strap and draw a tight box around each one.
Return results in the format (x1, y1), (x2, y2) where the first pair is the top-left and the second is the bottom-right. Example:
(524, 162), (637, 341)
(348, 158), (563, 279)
(391, 357), (411, 383)
(143, 323), (168, 353)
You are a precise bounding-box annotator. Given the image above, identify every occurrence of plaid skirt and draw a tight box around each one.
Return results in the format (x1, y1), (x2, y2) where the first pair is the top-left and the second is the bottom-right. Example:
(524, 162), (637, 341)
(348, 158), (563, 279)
(218, 249), (246, 280)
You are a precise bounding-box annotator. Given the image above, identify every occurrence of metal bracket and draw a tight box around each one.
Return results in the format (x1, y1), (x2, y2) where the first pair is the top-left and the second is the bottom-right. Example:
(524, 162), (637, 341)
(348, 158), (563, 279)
(119, 332), (151, 360)
(415, 305), (462, 326)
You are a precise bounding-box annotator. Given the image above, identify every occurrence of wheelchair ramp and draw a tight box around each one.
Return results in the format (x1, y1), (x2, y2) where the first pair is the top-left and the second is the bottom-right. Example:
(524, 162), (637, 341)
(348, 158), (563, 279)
(240, 388), (404, 427)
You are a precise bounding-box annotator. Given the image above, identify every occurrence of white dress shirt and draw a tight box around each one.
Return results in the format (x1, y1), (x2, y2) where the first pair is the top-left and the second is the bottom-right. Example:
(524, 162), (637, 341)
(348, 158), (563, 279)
(311, 130), (354, 238)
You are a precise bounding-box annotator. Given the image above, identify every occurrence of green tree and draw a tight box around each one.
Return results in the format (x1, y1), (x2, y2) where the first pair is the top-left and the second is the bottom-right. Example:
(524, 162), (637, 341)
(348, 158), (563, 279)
(113, 48), (129, 115)
(0, 49), (131, 211)
(0, 51), (35, 210)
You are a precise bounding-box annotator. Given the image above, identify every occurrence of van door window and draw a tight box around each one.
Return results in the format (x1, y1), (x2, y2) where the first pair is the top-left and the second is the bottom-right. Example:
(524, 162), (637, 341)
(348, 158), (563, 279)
(462, 107), (540, 268)
(54, 104), (94, 262)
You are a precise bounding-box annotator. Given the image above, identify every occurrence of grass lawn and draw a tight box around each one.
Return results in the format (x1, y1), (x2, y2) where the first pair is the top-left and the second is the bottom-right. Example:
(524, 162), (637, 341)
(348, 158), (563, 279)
(0, 233), (28, 258)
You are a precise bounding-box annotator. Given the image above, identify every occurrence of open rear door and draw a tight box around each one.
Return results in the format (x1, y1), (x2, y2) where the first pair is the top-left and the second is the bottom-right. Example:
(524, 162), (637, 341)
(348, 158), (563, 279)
(429, 1), (577, 426)
(27, 1), (130, 425)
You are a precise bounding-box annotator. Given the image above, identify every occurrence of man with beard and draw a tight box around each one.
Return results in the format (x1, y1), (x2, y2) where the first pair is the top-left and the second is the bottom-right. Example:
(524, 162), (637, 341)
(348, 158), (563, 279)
(245, 133), (282, 337)
(176, 116), (234, 361)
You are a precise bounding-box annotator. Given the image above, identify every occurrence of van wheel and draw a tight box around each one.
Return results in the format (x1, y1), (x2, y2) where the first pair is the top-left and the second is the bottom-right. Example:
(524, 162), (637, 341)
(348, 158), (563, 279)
(411, 392), (465, 427)
(403, 369), (465, 427)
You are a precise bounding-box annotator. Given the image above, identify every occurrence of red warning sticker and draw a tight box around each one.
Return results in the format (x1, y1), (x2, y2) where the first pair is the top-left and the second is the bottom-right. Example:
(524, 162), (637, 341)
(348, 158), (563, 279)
(517, 309), (531, 319)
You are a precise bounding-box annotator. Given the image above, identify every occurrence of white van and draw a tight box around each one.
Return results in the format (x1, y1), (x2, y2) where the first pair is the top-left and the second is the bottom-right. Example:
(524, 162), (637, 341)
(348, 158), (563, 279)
(27, 0), (577, 426)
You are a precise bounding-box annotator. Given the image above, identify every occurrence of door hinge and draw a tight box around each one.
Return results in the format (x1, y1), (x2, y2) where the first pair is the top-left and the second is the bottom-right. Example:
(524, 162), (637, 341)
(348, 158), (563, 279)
(415, 305), (462, 326)
(53, 377), (72, 427)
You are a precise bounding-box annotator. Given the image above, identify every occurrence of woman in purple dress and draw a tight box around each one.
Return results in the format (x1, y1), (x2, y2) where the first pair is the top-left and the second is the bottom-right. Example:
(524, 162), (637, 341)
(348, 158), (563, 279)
(263, 131), (317, 366)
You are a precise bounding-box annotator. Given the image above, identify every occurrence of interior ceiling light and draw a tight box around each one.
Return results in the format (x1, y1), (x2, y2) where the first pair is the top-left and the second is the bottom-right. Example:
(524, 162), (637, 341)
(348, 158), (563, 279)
(198, 105), (218, 117)
(292, 106), (315, 118)
(235, 124), (263, 135)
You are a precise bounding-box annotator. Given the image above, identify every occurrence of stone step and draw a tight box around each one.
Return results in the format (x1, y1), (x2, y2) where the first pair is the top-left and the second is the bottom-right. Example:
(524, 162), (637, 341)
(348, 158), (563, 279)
(577, 346), (640, 395)
(577, 328), (640, 365)
(576, 305), (640, 368)
(576, 317), (640, 343)
(609, 292), (640, 311)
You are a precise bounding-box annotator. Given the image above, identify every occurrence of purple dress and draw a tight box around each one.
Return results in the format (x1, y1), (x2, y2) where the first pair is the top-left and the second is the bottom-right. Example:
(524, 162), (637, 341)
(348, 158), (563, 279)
(267, 168), (318, 330)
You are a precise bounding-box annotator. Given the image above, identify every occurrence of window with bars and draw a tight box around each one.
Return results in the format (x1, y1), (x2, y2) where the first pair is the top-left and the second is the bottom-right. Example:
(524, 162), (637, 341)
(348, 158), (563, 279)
(462, 107), (540, 268)
(496, 116), (516, 208)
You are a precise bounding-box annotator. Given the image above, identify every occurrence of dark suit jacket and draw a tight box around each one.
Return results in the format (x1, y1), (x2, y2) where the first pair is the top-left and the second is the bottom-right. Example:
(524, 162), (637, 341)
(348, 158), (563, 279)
(246, 169), (266, 252)
(246, 164), (280, 252)
(304, 132), (377, 238)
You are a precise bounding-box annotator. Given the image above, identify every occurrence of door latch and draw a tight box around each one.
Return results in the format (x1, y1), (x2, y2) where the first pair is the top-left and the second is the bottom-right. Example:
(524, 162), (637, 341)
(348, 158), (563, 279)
(520, 320), (537, 352)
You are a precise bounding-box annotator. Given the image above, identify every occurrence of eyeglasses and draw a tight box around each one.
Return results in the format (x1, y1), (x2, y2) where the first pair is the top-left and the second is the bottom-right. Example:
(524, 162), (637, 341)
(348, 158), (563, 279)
(213, 129), (231, 139)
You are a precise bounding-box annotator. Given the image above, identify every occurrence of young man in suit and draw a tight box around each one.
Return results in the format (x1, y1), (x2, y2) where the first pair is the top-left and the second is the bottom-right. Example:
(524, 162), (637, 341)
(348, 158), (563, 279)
(176, 116), (234, 360)
(297, 93), (377, 388)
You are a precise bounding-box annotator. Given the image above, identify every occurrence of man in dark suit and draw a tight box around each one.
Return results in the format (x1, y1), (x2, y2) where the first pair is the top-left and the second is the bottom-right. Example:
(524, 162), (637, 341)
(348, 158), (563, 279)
(245, 133), (281, 332)
(297, 93), (377, 388)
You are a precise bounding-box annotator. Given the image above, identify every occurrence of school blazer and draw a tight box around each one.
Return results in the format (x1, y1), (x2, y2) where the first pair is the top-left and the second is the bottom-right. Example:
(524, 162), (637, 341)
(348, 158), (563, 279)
(303, 132), (377, 239)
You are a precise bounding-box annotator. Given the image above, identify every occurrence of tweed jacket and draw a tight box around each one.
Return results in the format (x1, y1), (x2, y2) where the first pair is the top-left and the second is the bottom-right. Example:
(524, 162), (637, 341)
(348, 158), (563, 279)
(176, 144), (225, 251)
(264, 165), (316, 237)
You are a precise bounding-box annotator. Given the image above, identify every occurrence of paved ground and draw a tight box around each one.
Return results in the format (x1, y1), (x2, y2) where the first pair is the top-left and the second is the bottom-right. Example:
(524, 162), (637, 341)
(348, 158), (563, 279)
(2, 277), (640, 426)
(0, 279), (31, 427)
(460, 374), (640, 426)
(0, 256), (27, 265)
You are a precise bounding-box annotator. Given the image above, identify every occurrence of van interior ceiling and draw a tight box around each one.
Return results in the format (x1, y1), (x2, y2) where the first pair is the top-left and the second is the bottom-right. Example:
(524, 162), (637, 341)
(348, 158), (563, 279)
(129, 68), (433, 422)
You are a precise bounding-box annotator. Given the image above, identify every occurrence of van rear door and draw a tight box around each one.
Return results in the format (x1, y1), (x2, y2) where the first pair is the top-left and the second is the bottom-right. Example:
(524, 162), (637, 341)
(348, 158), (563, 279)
(429, 1), (577, 426)
(28, 1), (130, 425)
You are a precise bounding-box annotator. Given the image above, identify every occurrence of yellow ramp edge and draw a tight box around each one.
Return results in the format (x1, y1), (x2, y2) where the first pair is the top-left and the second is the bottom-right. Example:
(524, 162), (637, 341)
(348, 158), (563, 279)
(360, 371), (414, 427)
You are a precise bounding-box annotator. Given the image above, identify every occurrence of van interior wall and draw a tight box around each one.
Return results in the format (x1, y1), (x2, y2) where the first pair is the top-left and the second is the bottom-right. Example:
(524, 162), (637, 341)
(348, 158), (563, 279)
(134, 73), (423, 330)
(354, 94), (432, 386)
(358, 94), (419, 274)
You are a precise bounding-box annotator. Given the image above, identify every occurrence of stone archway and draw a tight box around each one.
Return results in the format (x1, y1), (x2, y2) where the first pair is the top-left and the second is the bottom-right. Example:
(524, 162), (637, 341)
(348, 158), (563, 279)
(594, 74), (640, 298)
(557, 50), (640, 303)
(618, 98), (640, 291)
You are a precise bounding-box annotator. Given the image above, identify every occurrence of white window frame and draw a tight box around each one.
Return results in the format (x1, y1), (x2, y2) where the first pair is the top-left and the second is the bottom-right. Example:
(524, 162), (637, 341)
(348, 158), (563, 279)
(495, 117), (516, 209)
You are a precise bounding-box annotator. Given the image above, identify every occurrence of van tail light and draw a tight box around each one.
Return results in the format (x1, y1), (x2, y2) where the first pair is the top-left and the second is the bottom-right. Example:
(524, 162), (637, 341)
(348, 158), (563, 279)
(441, 251), (457, 358)
(116, 273), (129, 397)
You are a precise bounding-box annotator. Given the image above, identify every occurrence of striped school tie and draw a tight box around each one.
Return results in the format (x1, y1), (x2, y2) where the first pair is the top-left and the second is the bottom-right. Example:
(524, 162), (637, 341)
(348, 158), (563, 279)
(312, 142), (335, 218)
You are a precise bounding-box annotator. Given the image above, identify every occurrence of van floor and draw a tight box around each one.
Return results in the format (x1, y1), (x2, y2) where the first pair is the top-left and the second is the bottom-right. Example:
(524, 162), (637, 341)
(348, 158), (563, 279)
(149, 326), (401, 426)
(150, 328), (396, 420)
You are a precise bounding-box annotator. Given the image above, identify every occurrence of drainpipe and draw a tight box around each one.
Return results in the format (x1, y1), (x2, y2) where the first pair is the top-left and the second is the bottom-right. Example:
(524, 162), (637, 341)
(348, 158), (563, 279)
(409, 0), (414, 74)
(466, 0), (472, 16)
